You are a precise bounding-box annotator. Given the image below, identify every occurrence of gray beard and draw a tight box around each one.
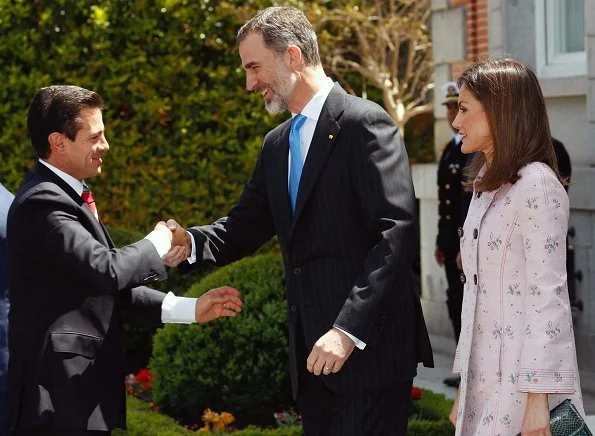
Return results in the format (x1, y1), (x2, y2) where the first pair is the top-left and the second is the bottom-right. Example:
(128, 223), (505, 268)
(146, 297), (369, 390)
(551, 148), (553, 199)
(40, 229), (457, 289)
(264, 68), (297, 114)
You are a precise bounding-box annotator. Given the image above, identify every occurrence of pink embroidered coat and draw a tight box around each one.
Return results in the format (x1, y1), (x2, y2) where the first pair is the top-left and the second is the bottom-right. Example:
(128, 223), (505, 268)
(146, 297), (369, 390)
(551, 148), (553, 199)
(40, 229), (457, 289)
(453, 162), (584, 435)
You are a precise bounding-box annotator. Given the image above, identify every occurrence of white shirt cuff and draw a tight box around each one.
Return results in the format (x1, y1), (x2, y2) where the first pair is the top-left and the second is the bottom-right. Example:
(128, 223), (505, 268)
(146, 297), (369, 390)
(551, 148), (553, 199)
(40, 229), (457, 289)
(161, 292), (197, 323)
(334, 326), (366, 350)
(144, 229), (172, 259)
(187, 230), (196, 264)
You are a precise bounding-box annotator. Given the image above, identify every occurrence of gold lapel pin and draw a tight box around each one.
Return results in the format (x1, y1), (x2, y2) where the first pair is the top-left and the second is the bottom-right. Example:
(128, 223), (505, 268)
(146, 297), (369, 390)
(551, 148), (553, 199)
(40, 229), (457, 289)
(328, 134), (334, 140)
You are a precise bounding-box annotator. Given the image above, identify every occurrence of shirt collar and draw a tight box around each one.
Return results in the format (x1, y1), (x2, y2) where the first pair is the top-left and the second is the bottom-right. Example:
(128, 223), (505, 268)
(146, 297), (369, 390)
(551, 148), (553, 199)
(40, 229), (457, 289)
(39, 159), (85, 196)
(292, 76), (335, 121)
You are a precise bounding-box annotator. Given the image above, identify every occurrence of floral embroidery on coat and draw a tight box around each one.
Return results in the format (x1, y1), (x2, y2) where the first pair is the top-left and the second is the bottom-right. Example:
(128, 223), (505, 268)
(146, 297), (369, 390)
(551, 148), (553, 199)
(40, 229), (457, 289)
(452, 163), (584, 436)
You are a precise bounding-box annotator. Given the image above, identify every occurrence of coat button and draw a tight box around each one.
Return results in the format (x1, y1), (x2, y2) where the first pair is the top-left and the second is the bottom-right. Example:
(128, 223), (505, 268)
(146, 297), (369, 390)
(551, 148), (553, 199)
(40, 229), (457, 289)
(473, 228), (478, 239)
(457, 227), (464, 238)
(460, 273), (466, 284)
(445, 184), (451, 190)
(474, 274), (478, 285)
(446, 215), (451, 220)
(291, 305), (297, 312)
(293, 267), (302, 275)
(446, 199), (451, 205)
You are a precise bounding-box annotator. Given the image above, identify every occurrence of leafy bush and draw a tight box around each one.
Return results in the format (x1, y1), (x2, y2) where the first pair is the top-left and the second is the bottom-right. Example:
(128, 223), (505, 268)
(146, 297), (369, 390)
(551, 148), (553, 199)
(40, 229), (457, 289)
(0, 0), (282, 231)
(118, 396), (304, 435)
(114, 396), (193, 436)
(151, 254), (292, 428)
(408, 389), (454, 435)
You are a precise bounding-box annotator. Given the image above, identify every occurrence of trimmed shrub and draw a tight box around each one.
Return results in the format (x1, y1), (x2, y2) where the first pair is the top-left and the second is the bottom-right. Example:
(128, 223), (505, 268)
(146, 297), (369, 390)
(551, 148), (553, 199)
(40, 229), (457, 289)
(115, 396), (193, 436)
(151, 254), (292, 428)
(0, 0), (282, 231)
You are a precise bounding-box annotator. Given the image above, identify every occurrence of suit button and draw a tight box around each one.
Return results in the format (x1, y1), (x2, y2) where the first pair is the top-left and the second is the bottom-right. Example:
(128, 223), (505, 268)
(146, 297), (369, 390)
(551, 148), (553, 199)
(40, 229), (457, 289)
(291, 305), (297, 313)
(445, 184), (451, 190)
(460, 273), (466, 284)
(457, 227), (464, 238)
(474, 274), (478, 285)
(446, 199), (451, 205)
(473, 228), (478, 239)
(293, 267), (302, 275)
(446, 215), (451, 220)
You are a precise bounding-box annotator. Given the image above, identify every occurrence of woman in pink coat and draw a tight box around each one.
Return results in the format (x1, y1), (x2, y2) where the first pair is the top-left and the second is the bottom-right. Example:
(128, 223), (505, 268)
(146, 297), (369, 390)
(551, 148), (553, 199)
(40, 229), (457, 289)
(448, 58), (585, 436)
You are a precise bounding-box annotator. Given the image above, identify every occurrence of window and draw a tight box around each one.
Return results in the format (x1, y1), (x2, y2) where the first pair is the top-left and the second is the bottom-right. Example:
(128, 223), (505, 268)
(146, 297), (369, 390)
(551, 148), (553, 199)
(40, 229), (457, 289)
(535, 0), (586, 78)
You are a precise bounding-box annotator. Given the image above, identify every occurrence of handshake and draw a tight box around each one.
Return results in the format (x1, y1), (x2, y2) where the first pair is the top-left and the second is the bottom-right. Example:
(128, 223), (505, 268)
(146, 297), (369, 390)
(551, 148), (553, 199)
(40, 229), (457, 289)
(153, 219), (192, 267)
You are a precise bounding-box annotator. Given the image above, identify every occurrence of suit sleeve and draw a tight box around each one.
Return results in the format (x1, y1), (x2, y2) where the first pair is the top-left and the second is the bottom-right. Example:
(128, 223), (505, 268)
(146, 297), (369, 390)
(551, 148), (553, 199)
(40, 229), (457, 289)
(120, 286), (167, 325)
(517, 167), (576, 393)
(334, 107), (418, 345)
(186, 142), (276, 267)
(13, 190), (166, 296)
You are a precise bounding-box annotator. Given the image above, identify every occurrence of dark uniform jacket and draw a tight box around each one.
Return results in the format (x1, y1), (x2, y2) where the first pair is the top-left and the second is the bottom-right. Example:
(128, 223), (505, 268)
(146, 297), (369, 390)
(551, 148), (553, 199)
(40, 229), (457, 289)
(436, 136), (472, 253)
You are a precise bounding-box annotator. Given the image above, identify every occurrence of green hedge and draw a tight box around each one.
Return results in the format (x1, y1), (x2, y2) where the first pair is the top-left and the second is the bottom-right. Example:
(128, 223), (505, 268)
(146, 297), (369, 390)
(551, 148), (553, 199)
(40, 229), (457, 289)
(119, 390), (454, 435)
(151, 254), (292, 428)
(0, 0), (433, 235)
(0, 0), (281, 232)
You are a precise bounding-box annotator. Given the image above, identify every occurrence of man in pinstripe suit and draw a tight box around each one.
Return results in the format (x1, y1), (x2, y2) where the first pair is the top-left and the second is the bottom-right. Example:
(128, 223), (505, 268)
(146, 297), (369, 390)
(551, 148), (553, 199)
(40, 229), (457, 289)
(166, 6), (433, 435)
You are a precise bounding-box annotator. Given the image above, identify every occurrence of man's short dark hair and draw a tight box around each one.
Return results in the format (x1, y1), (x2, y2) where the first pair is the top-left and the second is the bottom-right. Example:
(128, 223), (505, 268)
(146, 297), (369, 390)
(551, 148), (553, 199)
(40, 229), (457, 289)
(237, 6), (321, 67)
(27, 85), (104, 159)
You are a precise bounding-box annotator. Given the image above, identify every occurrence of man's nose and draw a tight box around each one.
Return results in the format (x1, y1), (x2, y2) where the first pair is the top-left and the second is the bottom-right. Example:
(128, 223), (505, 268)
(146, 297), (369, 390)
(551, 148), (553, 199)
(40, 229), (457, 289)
(246, 73), (257, 91)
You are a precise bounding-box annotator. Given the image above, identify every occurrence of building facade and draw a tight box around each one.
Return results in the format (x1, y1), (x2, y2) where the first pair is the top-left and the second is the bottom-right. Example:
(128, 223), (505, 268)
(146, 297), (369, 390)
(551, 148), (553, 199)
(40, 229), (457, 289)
(414, 0), (595, 393)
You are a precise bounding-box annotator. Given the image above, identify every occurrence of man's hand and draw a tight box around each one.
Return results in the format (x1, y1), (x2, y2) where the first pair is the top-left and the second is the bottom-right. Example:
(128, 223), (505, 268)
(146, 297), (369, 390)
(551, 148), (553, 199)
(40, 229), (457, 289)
(434, 247), (445, 266)
(195, 286), (243, 323)
(306, 328), (356, 376)
(163, 218), (192, 267)
(521, 393), (551, 436)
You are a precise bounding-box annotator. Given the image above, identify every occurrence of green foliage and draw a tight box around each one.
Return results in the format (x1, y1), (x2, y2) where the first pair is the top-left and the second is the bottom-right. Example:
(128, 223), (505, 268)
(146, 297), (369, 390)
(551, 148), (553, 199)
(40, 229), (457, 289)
(413, 389), (455, 419)
(408, 389), (454, 435)
(0, 0), (282, 231)
(119, 396), (304, 435)
(407, 419), (454, 436)
(115, 396), (194, 436)
(150, 254), (292, 428)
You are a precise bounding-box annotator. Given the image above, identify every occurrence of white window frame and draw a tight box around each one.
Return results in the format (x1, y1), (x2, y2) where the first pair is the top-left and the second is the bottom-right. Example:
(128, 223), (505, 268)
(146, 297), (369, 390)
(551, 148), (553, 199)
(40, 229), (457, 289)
(535, 0), (586, 79)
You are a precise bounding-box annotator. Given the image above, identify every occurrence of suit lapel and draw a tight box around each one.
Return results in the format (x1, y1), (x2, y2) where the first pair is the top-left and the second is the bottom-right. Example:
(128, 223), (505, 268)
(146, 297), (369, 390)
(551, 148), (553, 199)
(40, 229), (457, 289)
(35, 163), (109, 245)
(290, 85), (344, 232)
(268, 121), (293, 239)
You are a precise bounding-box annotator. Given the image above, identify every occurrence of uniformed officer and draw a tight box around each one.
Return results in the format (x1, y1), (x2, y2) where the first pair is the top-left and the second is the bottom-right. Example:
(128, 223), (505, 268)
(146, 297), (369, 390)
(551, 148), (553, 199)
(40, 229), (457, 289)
(435, 81), (472, 388)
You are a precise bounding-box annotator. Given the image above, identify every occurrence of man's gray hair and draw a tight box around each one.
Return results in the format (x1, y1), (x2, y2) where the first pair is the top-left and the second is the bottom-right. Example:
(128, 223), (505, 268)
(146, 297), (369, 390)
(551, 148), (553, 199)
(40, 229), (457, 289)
(237, 6), (321, 67)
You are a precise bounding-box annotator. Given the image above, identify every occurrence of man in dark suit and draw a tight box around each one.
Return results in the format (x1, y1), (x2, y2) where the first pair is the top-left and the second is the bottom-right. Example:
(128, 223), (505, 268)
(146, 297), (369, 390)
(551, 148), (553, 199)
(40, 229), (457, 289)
(165, 7), (433, 435)
(7, 85), (243, 436)
(435, 82), (472, 389)
(0, 183), (14, 436)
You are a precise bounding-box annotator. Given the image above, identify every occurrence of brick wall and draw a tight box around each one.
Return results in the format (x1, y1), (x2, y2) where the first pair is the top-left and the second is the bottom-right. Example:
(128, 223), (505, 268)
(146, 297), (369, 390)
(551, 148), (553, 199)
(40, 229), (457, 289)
(450, 0), (489, 63)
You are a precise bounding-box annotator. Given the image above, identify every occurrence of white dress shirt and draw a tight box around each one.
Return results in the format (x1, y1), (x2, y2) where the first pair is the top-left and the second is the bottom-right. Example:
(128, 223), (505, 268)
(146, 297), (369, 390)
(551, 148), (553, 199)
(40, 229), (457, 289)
(39, 159), (197, 323)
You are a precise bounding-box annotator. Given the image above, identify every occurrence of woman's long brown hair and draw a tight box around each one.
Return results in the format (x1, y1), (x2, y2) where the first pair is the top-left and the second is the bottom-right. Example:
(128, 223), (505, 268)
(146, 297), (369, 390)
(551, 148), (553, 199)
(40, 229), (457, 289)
(459, 58), (564, 192)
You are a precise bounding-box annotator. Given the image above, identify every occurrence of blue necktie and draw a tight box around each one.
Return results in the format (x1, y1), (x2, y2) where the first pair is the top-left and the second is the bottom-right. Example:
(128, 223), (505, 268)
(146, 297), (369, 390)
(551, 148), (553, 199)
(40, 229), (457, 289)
(289, 114), (307, 214)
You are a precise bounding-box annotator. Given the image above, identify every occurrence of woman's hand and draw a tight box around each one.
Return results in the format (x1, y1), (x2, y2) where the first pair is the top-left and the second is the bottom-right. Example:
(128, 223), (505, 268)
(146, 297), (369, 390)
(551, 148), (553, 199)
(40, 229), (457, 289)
(521, 393), (551, 436)
(449, 385), (461, 427)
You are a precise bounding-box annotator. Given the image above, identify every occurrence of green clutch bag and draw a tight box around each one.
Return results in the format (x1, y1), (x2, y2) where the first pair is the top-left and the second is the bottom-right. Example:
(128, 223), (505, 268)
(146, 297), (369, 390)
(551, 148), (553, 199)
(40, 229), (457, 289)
(515, 399), (592, 436)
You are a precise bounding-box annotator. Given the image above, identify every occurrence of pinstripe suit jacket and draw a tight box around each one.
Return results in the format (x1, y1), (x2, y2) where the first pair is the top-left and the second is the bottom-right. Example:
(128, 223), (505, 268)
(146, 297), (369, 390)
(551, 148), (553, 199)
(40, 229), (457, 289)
(188, 84), (433, 398)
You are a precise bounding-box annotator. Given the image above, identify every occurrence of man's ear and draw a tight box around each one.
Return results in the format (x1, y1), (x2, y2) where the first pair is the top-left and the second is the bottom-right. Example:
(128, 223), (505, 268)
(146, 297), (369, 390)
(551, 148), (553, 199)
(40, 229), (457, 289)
(286, 45), (303, 70)
(48, 132), (66, 155)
